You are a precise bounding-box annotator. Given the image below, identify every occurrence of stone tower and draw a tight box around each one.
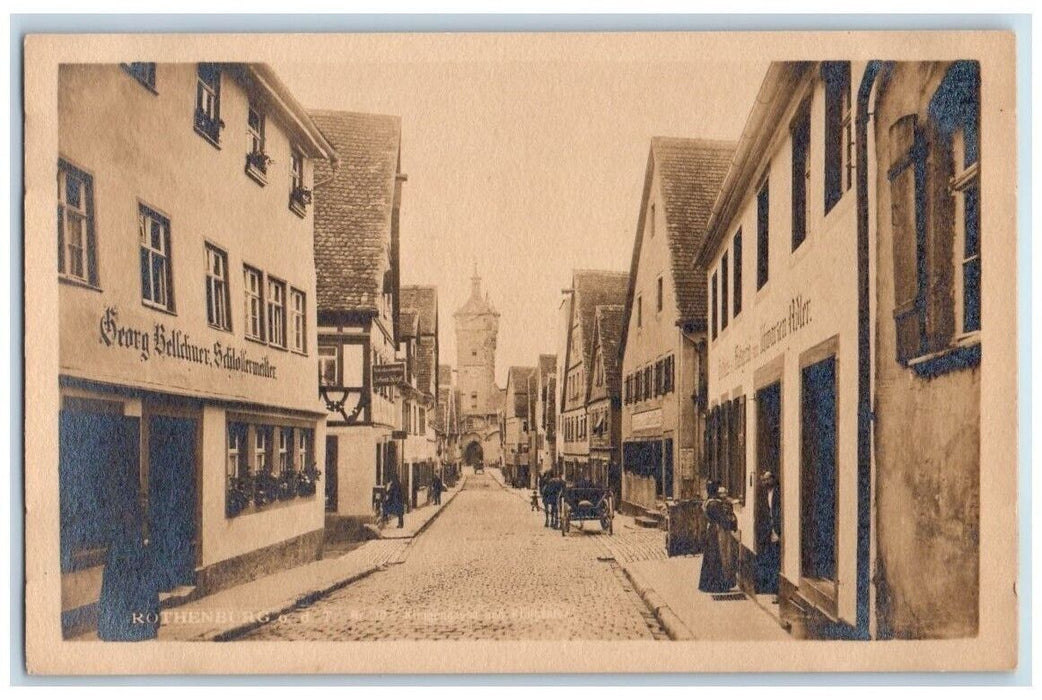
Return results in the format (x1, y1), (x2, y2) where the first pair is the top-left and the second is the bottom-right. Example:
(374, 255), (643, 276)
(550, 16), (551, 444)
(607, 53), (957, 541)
(454, 269), (499, 417)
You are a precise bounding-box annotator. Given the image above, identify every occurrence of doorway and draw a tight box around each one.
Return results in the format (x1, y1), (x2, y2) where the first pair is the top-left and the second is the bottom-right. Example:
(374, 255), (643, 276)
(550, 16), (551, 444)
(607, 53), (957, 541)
(755, 381), (782, 593)
(800, 356), (838, 585)
(325, 435), (338, 512)
(147, 415), (197, 591)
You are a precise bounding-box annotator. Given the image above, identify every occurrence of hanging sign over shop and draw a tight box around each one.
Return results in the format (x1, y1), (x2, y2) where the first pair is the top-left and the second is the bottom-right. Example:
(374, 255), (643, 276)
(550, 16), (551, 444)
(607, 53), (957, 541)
(373, 363), (406, 387)
(98, 306), (278, 379)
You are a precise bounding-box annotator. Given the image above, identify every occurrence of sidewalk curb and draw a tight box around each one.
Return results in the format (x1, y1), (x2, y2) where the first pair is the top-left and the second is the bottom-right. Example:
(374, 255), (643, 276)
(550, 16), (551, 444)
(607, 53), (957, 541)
(209, 559), (389, 642)
(208, 480), (469, 641)
(620, 563), (696, 641)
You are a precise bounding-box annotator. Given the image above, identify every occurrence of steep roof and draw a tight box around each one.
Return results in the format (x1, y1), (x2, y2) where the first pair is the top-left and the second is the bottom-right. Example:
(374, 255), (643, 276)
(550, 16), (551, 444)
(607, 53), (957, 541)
(398, 311), (419, 339)
(455, 273), (498, 317)
(400, 285), (438, 336)
(572, 270), (629, 381)
(537, 353), (557, 380)
(309, 110), (402, 314)
(593, 304), (625, 398)
(620, 137), (736, 355)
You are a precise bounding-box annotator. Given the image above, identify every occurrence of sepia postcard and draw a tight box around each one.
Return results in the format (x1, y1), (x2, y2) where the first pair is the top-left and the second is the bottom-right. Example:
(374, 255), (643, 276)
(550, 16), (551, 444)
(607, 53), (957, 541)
(22, 28), (1019, 675)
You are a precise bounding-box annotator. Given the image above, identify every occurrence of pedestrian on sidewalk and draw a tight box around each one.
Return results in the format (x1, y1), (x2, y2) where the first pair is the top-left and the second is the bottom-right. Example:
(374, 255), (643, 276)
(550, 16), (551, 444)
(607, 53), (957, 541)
(431, 473), (444, 505)
(385, 477), (405, 528)
(756, 471), (782, 598)
(698, 484), (738, 593)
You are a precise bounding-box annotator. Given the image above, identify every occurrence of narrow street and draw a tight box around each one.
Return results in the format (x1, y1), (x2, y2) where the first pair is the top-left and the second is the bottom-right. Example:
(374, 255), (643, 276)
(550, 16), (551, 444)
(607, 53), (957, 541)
(242, 472), (666, 641)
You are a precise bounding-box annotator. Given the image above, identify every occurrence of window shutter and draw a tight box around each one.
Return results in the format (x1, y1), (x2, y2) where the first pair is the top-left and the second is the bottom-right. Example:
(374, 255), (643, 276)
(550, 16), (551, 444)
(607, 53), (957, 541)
(721, 401), (730, 493)
(924, 123), (957, 353)
(887, 114), (926, 363)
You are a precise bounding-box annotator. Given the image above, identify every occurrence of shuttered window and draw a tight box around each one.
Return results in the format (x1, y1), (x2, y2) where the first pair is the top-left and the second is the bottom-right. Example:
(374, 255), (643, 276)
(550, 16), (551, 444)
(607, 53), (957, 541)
(887, 114), (926, 364)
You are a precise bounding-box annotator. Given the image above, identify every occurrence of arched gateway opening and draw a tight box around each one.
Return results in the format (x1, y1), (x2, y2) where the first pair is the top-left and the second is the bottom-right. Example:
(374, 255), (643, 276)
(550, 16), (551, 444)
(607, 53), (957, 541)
(463, 441), (484, 466)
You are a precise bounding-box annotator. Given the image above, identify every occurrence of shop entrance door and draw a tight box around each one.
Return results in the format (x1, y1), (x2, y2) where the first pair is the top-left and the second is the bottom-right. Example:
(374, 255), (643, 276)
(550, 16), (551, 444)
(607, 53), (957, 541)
(148, 415), (197, 591)
(755, 381), (782, 593)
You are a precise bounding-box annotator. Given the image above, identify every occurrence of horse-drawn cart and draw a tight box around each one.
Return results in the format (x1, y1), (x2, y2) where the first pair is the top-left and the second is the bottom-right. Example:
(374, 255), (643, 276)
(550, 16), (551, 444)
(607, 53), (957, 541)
(558, 485), (614, 535)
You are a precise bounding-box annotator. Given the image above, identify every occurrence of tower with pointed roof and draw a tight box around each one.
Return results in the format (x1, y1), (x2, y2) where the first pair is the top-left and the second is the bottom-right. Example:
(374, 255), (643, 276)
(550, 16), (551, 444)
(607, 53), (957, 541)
(454, 268), (500, 418)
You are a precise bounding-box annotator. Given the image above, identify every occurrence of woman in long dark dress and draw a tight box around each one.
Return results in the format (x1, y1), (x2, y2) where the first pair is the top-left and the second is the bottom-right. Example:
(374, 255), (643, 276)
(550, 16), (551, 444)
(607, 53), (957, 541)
(699, 485), (738, 593)
(97, 499), (159, 641)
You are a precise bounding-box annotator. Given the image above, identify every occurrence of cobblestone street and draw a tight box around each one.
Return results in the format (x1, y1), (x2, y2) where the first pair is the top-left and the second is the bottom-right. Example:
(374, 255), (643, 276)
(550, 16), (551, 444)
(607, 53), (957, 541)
(242, 472), (666, 641)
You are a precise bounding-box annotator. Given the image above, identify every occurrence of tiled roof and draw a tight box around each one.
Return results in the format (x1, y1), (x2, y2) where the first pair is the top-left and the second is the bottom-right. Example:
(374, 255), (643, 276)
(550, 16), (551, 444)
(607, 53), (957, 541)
(507, 366), (536, 419)
(398, 311), (419, 338)
(537, 353), (557, 380)
(573, 270), (629, 383)
(415, 336), (437, 399)
(400, 285), (438, 336)
(594, 304), (625, 397)
(653, 137), (736, 324)
(309, 110), (402, 314)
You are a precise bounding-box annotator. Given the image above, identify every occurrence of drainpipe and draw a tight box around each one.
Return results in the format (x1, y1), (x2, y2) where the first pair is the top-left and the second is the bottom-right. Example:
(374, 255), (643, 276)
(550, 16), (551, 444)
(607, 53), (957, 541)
(855, 60), (889, 640)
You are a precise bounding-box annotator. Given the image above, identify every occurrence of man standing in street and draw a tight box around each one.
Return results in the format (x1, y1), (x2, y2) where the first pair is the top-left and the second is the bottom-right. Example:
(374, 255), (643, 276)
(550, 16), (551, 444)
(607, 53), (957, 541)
(757, 471), (782, 598)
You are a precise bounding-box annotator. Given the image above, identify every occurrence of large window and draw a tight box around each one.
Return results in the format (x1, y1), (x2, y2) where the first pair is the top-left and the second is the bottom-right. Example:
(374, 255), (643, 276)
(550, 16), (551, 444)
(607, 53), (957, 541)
(290, 288), (307, 353)
(226, 422), (248, 479)
(195, 63), (222, 144)
(205, 244), (231, 331)
(756, 180), (770, 290)
(706, 396), (746, 503)
(791, 102), (811, 249)
(710, 271), (718, 340)
(57, 159), (97, 286)
(733, 228), (743, 317)
(823, 61), (853, 213)
(289, 150), (310, 215)
(721, 253), (729, 330)
(267, 277), (287, 348)
(888, 61), (981, 367)
(139, 204), (173, 311)
(243, 265), (265, 341)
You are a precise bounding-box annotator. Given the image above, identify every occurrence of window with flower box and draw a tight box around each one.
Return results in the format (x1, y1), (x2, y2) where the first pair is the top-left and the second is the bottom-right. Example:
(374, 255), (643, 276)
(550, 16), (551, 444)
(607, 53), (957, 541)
(195, 63), (222, 145)
(289, 150), (311, 216)
(225, 421), (320, 517)
(205, 243), (231, 331)
(245, 105), (269, 184)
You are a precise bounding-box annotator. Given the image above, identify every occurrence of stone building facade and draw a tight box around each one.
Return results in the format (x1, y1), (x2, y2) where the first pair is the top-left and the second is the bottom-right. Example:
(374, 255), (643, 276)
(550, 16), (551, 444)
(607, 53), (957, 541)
(454, 272), (502, 466)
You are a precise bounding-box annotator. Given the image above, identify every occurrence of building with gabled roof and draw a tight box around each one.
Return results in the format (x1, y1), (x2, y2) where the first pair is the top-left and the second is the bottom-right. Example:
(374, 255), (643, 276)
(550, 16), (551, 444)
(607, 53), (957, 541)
(619, 137), (735, 514)
(311, 109), (407, 534)
(503, 365), (536, 487)
(558, 269), (628, 482)
(399, 284), (440, 506)
(587, 304), (626, 502)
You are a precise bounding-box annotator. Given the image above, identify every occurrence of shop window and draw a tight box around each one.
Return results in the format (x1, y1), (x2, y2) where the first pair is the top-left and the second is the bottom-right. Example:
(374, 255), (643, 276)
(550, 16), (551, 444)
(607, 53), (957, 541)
(57, 159), (98, 286)
(121, 62), (156, 91)
(290, 288), (307, 353)
(823, 61), (853, 213)
(800, 356), (838, 583)
(226, 422), (248, 479)
(318, 345), (338, 387)
(791, 102), (811, 249)
(195, 63), (222, 144)
(243, 265), (265, 341)
(267, 277), (287, 348)
(757, 180), (770, 289)
(254, 425), (272, 474)
(298, 428), (314, 470)
(733, 228), (743, 317)
(205, 243), (231, 331)
(139, 204), (174, 312)
(888, 61), (981, 370)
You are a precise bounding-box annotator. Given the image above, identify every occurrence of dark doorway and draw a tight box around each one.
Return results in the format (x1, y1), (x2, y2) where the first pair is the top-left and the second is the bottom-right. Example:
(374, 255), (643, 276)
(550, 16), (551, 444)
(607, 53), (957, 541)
(59, 402), (140, 574)
(325, 435), (338, 512)
(801, 356), (838, 583)
(148, 415), (197, 591)
(663, 438), (674, 498)
(463, 441), (484, 466)
(755, 381), (782, 593)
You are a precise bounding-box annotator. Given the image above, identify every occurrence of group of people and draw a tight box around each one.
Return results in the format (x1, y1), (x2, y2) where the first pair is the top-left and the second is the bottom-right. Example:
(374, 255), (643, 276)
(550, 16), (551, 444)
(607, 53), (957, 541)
(380, 472), (448, 529)
(698, 471), (781, 596)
